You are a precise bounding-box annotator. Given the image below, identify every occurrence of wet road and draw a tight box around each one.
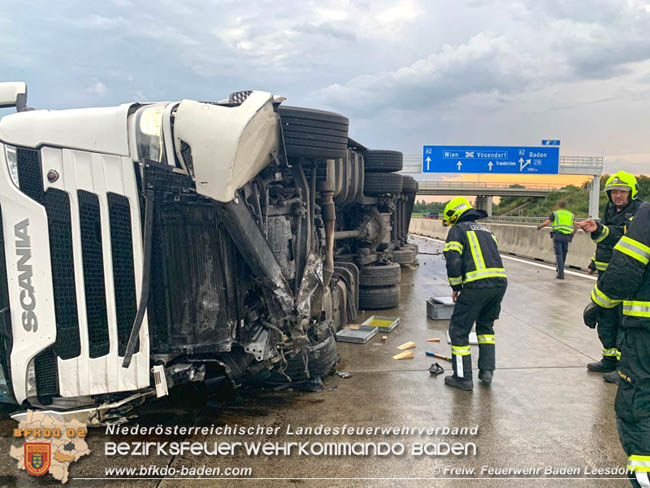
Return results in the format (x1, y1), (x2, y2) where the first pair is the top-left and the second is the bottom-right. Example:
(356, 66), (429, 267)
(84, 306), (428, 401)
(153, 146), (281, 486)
(0, 235), (629, 487)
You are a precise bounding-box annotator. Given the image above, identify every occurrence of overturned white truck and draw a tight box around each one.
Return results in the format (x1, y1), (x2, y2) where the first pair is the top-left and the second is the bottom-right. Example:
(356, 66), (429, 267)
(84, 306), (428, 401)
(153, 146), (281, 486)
(0, 83), (417, 422)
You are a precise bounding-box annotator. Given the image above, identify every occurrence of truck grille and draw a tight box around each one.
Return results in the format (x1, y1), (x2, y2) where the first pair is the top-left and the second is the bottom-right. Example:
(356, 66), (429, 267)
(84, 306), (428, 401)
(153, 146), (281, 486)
(7, 147), (149, 400)
(107, 193), (138, 356)
(34, 346), (58, 398)
(16, 148), (44, 202)
(78, 190), (110, 359)
(43, 189), (81, 360)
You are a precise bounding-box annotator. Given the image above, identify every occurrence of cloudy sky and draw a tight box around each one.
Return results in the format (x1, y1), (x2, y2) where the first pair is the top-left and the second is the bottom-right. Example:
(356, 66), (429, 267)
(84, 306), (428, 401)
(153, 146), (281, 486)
(2, 0), (650, 174)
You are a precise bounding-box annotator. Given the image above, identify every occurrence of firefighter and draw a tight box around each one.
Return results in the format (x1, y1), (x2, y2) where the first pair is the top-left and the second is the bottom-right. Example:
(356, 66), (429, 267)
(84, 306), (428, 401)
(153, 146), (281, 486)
(584, 201), (650, 488)
(536, 200), (576, 279)
(442, 197), (508, 391)
(577, 171), (643, 382)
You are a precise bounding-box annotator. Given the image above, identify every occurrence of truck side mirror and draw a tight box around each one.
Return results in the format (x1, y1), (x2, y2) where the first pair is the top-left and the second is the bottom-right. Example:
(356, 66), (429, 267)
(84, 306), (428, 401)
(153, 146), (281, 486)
(0, 82), (28, 112)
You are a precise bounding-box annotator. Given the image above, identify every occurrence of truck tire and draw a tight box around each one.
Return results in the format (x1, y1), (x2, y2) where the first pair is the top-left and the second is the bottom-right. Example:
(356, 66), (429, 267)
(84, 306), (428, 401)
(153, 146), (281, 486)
(359, 285), (400, 310)
(364, 150), (403, 173)
(279, 106), (349, 159)
(402, 175), (417, 193)
(364, 173), (403, 195)
(269, 333), (339, 382)
(404, 243), (418, 255)
(360, 262), (401, 287)
(393, 249), (415, 264)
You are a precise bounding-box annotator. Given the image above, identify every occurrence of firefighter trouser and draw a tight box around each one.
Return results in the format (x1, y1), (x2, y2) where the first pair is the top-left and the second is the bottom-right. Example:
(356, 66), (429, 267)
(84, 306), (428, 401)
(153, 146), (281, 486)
(616, 327), (650, 488)
(596, 271), (622, 364)
(596, 303), (622, 364)
(553, 233), (571, 278)
(449, 286), (506, 381)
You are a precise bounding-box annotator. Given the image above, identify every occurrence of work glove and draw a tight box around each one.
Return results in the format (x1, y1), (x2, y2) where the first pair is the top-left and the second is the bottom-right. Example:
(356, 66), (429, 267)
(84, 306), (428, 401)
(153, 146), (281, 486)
(583, 302), (601, 329)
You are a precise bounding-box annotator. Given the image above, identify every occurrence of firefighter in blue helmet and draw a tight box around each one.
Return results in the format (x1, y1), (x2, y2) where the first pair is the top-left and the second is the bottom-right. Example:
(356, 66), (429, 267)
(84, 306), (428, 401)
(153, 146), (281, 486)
(584, 201), (650, 488)
(442, 197), (508, 391)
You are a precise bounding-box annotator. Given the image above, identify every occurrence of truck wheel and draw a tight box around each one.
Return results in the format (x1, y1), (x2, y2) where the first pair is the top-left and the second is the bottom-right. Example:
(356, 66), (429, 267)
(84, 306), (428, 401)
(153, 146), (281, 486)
(393, 249), (415, 264)
(279, 106), (349, 159)
(364, 173), (403, 195)
(364, 150), (403, 172)
(359, 285), (400, 310)
(360, 262), (401, 287)
(270, 333), (339, 382)
(404, 243), (418, 255)
(402, 175), (418, 193)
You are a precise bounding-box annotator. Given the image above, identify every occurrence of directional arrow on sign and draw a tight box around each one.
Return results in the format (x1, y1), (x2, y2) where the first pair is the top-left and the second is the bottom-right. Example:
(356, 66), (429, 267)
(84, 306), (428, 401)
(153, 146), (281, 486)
(457, 161), (463, 171)
(425, 156), (431, 171)
(488, 161), (493, 171)
(520, 159), (531, 171)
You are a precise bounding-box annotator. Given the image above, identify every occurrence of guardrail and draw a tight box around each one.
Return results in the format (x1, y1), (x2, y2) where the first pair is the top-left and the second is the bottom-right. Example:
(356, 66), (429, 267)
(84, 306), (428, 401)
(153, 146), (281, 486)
(484, 216), (547, 225)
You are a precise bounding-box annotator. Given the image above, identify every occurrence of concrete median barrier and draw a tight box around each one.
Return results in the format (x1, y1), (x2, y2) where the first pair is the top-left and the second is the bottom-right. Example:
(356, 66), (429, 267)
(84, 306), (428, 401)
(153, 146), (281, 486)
(410, 218), (594, 271)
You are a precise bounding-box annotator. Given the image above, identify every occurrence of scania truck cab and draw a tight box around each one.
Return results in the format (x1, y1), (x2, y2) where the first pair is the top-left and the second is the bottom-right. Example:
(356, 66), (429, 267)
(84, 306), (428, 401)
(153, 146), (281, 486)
(0, 82), (417, 423)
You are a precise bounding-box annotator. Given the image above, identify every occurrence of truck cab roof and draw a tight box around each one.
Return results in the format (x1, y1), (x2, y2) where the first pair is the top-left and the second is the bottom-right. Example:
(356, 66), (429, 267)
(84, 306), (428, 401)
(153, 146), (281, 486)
(0, 103), (136, 156)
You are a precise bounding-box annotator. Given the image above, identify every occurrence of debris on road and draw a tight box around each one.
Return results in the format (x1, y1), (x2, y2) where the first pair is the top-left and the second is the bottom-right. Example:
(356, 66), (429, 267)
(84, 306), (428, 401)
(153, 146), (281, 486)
(393, 351), (414, 360)
(427, 338), (441, 343)
(336, 371), (351, 379)
(429, 363), (445, 375)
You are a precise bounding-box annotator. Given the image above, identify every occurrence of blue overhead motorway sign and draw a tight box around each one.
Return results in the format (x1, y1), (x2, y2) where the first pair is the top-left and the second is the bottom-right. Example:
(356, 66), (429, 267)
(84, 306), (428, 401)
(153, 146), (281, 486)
(422, 145), (560, 174)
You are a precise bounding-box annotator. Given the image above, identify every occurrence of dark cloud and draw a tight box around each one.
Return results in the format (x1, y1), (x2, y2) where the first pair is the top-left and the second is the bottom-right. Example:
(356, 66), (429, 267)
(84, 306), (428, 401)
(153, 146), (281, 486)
(2, 0), (650, 169)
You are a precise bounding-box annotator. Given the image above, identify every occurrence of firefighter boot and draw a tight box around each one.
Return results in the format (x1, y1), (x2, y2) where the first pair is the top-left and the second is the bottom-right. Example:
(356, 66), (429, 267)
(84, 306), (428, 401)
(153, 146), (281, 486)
(587, 358), (617, 373)
(478, 338), (495, 385)
(603, 370), (619, 384)
(445, 352), (473, 391)
(478, 370), (493, 385)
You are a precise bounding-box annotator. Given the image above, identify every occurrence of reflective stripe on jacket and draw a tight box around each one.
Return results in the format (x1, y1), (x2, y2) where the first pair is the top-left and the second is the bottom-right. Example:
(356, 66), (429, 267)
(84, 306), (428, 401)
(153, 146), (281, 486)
(444, 220), (507, 291)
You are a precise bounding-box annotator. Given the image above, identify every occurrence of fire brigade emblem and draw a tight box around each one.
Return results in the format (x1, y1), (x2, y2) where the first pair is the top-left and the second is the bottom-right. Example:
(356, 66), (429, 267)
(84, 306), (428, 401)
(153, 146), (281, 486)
(25, 443), (51, 476)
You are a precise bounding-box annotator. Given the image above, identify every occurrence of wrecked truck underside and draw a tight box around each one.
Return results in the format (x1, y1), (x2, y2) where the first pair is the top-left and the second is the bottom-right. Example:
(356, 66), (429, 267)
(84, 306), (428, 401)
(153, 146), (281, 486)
(0, 88), (417, 424)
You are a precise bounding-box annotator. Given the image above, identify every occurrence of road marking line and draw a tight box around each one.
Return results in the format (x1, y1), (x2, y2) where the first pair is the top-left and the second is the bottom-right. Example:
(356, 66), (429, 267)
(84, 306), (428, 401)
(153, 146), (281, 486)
(413, 235), (597, 281)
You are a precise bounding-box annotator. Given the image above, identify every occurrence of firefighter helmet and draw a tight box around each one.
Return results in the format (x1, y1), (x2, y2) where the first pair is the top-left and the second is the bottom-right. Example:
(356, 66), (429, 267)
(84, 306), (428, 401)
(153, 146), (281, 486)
(443, 196), (473, 227)
(604, 171), (638, 201)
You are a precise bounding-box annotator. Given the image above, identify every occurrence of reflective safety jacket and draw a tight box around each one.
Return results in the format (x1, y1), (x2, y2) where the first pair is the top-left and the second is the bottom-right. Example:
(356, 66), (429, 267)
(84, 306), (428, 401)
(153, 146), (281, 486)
(588, 199), (643, 273)
(591, 202), (650, 328)
(551, 209), (574, 235)
(443, 211), (507, 291)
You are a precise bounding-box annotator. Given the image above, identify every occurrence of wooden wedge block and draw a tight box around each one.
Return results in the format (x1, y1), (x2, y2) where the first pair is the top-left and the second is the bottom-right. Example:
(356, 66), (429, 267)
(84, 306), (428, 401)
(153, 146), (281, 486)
(393, 351), (414, 360)
(427, 338), (441, 343)
(397, 341), (416, 350)
(345, 324), (361, 330)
